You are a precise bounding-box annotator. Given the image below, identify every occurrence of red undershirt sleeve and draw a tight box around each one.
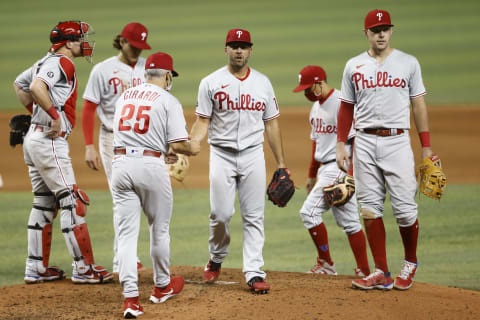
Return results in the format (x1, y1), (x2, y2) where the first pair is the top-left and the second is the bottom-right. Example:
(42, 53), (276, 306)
(82, 100), (98, 145)
(308, 141), (320, 178)
(337, 101), (354, 143)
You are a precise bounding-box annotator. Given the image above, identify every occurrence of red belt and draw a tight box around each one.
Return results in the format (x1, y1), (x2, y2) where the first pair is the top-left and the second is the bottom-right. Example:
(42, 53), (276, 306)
(33, 125), (67, 138)
(114, 148), (162, 157)
(363, 128), (404, 137)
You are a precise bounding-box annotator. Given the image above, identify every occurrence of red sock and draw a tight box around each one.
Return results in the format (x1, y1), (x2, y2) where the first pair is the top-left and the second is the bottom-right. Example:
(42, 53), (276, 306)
(347, 230), (370, 276)
(308, 223), (333, 264)
(364, 218), (389, 273)
(399, 219), (419, 263)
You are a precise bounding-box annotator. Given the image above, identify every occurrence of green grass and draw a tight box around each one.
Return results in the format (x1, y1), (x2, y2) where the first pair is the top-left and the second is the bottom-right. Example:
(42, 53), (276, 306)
(1, 185), (479, 290)
(1, 0), (480, 111)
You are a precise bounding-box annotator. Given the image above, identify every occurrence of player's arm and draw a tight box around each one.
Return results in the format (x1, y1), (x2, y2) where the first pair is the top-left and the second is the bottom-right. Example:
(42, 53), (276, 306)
(411, 96), (433, 159)
(306, 141), (320, 194)
(264, 117), (286, 168)
(189, 116), (210, 143)
(29, 78), (61, 138)
(169, 140), (199, 156)
(336, 101), (354, 173)
(13, 82), (34, 113)
(82, 100), (101, 171)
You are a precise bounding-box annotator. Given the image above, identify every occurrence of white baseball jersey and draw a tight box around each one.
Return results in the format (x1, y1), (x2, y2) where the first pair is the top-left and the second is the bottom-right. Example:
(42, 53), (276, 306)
(196, 66), (279, 151)
(310, 89), (355, 163)
(83, 56), (146, 131)
(340, 49), (426, 129)
(15, 52), (77, 133)
(113, 82), (188, 153)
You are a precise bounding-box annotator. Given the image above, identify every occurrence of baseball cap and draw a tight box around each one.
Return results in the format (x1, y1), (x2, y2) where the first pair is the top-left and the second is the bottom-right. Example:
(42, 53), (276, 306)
(225, 28), (252, 46)
(292, 66), (327, 92)
(364, 9), (394, 30)
(121, 22), (151, 50)
(145, 52), (178, 77)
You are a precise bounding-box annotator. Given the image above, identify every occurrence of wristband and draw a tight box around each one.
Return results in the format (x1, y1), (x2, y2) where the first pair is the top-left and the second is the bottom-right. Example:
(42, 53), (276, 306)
(46, 106), (60, 120)
(419, 131), (431, 148)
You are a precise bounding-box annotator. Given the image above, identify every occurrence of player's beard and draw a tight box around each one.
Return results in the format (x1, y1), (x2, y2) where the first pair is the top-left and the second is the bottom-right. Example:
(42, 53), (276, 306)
(229, 54), (249, 70)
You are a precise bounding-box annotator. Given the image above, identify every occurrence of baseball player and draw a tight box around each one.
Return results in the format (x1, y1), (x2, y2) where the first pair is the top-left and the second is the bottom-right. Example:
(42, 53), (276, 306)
(336, 9), (435, 290)
(112, 52), (200, 319)
(190, 28), (289, 294)
(293, 65), (370, 277)
(13, 21), (113, 284)
(82, 22), (151, 272)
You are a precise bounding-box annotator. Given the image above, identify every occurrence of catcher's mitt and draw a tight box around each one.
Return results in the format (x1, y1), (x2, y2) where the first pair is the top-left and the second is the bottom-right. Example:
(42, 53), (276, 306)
(167, 153), (189, 182)
(267, 168), (295, 207)
(419, 154), (446, 200)
(323, 174), (355, 207)
(9, 114), (31, 147)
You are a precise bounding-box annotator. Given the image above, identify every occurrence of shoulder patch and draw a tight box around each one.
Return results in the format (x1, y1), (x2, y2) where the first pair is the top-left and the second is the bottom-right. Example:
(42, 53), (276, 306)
(60, 57), (76, 81)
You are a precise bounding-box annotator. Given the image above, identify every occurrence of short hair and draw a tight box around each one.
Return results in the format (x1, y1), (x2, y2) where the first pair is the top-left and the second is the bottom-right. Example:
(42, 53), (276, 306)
(113, 34), (122, 50)
(145, 68), (169, 80)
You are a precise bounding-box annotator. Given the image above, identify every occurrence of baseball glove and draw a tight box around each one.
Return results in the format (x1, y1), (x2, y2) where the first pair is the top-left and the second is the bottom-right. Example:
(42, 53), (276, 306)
(9, 114), (31, 147)
(167, 153), (189, 182)
(419, 154), (446, 200)
(267, 168), (295, 207)
(323, 174), (355, 207)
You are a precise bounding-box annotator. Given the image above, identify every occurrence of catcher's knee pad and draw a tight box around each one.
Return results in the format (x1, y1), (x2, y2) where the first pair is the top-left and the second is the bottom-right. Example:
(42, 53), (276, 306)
(57, 185), (90, 218)
(27, 192), (56, 269)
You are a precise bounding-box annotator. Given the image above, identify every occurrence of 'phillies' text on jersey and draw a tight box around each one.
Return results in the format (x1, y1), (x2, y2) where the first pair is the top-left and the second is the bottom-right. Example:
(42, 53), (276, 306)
(352, 72), (407, 91)
(213, 91), (266, 112)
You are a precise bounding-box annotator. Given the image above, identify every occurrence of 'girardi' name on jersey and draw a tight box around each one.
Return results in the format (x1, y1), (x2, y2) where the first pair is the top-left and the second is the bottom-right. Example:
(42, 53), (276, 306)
(213, 91), (266, 112)
(351, 71), (407, 91)
(122, 88), (162, 102)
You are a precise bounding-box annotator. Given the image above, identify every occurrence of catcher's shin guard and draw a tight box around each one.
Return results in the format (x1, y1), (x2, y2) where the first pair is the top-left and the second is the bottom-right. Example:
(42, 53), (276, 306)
(27, 192), (56, 272)
(73, 223), (95, 265)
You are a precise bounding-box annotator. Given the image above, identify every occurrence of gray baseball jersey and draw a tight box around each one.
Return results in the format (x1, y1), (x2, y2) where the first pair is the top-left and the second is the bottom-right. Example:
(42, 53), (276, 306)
(196, 66), (279, 151)
(310, 89), (354, 163)
(114, 82), (188, 153)
(83, 56), (146, 131)
(340, 49), (426, 129)
(15, 53), (76, 133)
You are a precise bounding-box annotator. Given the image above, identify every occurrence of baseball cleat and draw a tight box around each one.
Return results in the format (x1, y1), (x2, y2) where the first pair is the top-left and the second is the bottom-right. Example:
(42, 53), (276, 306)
(203, 259), (221, 283)
(394, 260), (418, 290)
(123, 296), (144, 319)
(352, 268), (393, 290)
(72, 265), (114, 284)
(150, 276), (184, 303)
(307, 258), (338, 275)
(248, 276), (270, 294)
(24, 266), (66, 284)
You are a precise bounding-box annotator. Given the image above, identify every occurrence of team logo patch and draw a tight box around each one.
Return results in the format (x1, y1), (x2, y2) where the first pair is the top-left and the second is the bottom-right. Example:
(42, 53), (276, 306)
(47, 71), (54, 78)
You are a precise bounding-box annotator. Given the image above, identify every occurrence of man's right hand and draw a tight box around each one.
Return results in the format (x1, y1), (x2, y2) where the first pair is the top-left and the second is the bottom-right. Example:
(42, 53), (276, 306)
(306, 177), (316, 194)
(336, 142), (350, 173)
(46, 118), (62, 139)
(85, 145), (101, 170)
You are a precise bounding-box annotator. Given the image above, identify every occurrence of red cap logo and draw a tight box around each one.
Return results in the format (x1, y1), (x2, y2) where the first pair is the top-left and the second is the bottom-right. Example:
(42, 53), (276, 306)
(225, 28), (252, 46)
(145, 52), (178, 77)
(121, 22), (151, 50)
(293, 66), (327, 92)
(364, 9), (394, 29)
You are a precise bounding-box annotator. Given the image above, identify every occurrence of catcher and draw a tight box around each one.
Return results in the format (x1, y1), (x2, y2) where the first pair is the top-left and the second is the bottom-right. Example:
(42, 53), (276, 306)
(293, 65), (370, 277)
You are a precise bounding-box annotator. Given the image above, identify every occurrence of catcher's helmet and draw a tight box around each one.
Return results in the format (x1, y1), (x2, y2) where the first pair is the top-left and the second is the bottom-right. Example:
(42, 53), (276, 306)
(50, 21), (95, 62)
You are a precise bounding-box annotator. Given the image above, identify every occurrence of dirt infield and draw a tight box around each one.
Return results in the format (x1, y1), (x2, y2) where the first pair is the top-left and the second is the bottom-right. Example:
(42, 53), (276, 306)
(1, 106), (479, 191)
(1, 266), (479, 319)
(1, 106), (480, 319)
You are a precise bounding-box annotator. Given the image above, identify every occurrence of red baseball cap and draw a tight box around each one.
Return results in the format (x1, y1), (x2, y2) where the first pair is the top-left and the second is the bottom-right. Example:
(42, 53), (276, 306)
(364, 9), (394, 30)
(121, 22), (151, 50)
(293, 66), (327, 92)
(225, 28), (252, 46)
(145, 52), (178, 77)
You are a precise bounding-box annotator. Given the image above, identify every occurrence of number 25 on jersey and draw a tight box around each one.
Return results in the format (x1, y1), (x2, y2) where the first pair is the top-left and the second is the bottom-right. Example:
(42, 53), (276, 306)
(118, 104), (151, 134)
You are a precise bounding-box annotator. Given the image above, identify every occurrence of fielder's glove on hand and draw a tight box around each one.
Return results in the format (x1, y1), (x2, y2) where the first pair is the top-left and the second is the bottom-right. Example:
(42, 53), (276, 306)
(9, 114), (31, 147)
(167, 153), (189, 182)
(323, 174), (355, 207)
(267, 168), (295, 207)
(419, 154), (446, 200)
